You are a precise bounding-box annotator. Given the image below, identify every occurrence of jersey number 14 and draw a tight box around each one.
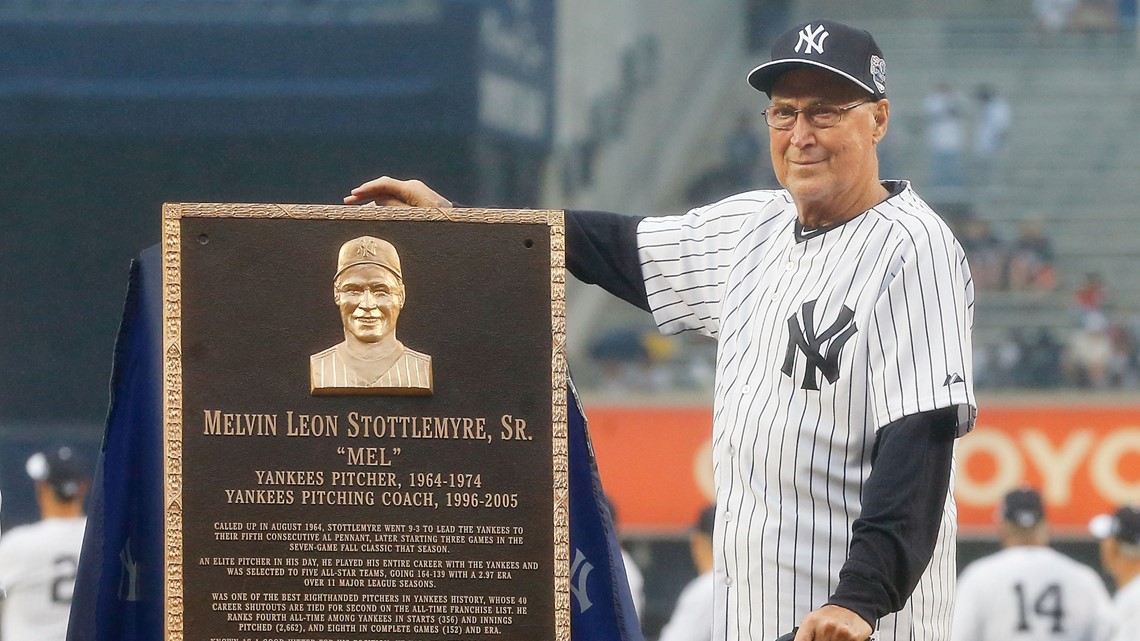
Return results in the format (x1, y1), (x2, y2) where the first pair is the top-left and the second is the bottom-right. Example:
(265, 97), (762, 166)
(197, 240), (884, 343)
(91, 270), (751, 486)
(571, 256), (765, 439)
(1012, 582), (1065, 633)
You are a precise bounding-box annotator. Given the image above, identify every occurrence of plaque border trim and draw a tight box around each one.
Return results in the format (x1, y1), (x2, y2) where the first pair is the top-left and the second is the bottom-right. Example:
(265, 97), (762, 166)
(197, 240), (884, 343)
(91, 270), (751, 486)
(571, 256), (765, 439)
(161, 203), (570, 641)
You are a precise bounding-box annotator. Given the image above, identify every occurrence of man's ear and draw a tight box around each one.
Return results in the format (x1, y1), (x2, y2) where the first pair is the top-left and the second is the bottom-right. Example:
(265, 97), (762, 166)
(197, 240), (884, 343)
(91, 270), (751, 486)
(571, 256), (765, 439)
(872, 99), (890, 144)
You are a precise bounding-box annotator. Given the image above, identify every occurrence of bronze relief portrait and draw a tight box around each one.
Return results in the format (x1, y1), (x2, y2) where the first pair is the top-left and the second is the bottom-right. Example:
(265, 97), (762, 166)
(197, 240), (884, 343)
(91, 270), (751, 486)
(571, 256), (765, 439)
(310, 235), (433, 396)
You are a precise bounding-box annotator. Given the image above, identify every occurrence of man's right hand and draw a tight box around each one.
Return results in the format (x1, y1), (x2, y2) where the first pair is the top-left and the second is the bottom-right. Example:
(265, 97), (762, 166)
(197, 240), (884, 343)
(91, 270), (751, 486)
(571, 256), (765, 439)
(343, 176), (453, 208)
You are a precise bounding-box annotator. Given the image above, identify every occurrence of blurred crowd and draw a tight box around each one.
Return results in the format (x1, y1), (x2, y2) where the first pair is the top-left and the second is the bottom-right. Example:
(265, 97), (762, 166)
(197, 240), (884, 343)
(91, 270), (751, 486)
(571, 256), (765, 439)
(948, 202), (1140, 390)
(923, 83), (1012, 194)
(587, 325), (717, 393)
(1034, 0), (1137, 35)
(972, 267), (1140, 390)
(959, 215), (1057, 293)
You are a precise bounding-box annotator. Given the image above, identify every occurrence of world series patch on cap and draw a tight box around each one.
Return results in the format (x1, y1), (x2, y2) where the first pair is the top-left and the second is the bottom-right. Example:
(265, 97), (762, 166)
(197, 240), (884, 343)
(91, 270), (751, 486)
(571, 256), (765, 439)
(748, 19), (887, 100)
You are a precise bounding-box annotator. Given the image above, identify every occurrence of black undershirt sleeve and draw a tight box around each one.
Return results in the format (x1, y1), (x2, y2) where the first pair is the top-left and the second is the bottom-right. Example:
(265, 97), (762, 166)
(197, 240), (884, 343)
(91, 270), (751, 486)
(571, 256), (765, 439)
(565, 210), (650, 312)
(827, 406), (960, 627)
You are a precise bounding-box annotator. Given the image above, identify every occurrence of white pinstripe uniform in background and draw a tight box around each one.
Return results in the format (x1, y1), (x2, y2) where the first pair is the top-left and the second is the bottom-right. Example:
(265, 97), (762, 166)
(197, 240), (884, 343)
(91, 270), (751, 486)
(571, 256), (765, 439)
(1090, 506), (1140, 641)
(952, 547), (1113, 641)
(0, 448), (88, 641)
(638, 182), (976, 641)
(952, 489), (1114, 641)
(0, 516), (87, 641)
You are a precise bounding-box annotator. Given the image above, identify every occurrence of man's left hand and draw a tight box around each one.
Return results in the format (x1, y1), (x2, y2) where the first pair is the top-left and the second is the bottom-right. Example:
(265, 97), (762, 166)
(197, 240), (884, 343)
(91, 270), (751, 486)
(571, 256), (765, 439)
(793, 605), (873, 641)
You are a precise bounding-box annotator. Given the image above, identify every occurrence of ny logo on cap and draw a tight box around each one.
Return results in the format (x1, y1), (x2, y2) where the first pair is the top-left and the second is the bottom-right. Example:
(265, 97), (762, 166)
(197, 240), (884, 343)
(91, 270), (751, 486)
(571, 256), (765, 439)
(355, 238), (379, 258)
(795, 24), (829, 55)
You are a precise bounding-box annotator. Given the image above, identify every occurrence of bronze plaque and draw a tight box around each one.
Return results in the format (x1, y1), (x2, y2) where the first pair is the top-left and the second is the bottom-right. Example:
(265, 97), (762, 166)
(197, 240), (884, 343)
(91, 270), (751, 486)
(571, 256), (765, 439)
(161, 204), (568, 641)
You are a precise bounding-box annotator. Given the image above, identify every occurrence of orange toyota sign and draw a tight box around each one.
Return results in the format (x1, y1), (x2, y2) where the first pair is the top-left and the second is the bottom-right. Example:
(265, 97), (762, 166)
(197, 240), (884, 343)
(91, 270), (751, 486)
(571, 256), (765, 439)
(585, 402), (1140, 534)
(956, 404), (1140, 534)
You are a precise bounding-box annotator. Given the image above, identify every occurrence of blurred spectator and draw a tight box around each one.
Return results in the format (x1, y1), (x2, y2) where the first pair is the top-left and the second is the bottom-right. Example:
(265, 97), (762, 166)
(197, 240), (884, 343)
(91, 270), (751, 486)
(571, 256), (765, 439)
(990, 330), (1024, 388)
(587, 325), (718, 392)
(971, 84), (1012, 190)
(1006, 218), (1057, 291)
(1073, 272), (1108, 317)
(1064, 311), (1114, 387)
(924, 83), (967, 190)
(976, 327), (1070, 390)
(1018, 327), (1065, 387)
(1034, 0), (1081, 33)
(589, 326), (653, 390)
(1069, 0), (1118, 31)
(1108, 312), (1140, 388)
(959, 215), (1009, 291)
(724, 111), (764, 193)
(1090, 506), (1140, 638)
(657, 506), (716, 641)
(0, 446), (89, 641)
(973, 339), (996, 388)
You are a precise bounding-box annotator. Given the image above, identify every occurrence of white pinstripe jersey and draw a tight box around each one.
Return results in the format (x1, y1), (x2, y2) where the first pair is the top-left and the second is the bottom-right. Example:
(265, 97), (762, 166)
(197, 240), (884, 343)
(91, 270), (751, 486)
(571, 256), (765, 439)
(0, 517), (87, 641)
(637, 181), (976, 641)
(1109, 575), (1140, 641)
(310, 343), (433, 394)
(951, 546), (1114, 641)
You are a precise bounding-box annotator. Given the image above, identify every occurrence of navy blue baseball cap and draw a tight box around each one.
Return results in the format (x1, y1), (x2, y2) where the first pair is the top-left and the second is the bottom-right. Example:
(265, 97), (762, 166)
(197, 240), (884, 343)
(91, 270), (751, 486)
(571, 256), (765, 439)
(694, 505), (716, 537)
(1000, 487), (1045, 528)
(26, 445), (88, 500)
(1090, 505), (1140, 547)
(748, 19), (887, 100)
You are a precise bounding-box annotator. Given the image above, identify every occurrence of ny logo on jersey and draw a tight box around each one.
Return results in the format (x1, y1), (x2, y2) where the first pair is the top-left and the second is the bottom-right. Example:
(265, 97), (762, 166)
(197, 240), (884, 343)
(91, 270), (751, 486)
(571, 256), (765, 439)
(782, 300), (857, 390)
(795, 24), (830, 55)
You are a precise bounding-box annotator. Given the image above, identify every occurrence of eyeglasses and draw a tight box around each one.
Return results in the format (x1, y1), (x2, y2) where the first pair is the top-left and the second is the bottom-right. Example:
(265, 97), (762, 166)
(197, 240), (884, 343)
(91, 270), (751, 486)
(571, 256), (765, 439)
(763, 100), (870, 130)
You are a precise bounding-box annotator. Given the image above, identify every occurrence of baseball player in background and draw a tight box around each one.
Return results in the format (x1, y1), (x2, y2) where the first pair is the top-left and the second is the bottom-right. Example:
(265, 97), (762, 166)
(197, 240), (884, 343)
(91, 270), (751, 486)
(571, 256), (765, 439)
(0, 446), (89, 641)
(345, 18), (976, 641)
(658, 505), (717, 641)
(952, 488), (1114, 641)
(1091, 505), (1140, 641)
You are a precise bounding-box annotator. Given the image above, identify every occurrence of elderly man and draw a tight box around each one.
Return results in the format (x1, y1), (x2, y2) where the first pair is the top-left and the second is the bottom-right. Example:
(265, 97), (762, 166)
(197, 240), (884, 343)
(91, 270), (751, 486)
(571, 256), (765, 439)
(345, 19), (975, 641)
(310, 235), (432, 395)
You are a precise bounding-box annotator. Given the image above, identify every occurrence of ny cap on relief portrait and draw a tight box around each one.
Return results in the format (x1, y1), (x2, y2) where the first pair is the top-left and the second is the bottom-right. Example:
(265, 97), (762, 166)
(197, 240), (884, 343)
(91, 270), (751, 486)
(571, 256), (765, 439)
(310, 235), (433, 396)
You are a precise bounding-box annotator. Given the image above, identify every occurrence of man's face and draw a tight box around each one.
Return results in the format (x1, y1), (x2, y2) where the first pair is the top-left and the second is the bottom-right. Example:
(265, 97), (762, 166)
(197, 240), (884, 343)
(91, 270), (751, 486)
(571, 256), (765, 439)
(767, 68), (888, 213)
(1100, 538), (1122, 581)
(334, 264), (404, 344)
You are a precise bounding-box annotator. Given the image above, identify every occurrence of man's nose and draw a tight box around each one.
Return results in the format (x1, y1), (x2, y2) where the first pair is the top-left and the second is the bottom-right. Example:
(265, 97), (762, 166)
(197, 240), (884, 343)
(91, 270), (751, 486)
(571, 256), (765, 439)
(359, 289), (379, 308)
(788, 114), (816, 146)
